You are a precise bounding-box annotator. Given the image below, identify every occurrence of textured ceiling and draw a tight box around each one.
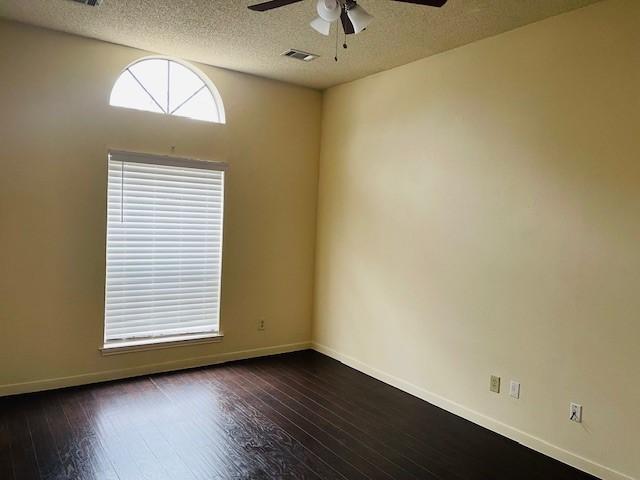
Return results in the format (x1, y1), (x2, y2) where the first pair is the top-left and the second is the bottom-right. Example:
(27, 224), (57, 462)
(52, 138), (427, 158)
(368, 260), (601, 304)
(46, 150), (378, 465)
(0, 0), (601, 89)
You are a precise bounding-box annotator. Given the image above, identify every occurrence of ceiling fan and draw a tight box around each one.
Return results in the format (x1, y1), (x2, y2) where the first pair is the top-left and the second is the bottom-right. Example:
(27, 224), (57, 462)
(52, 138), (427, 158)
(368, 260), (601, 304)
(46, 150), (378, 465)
(248, 0), (448, 37)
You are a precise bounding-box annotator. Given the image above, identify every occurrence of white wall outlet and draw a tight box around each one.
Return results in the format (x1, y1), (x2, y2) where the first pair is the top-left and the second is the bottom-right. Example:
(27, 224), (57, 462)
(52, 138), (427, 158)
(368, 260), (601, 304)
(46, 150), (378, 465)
(490, 375), (501, 393)
(509, 380), (521, 399)
(570, 403), (582, 423)
(257, 319), (265, 331)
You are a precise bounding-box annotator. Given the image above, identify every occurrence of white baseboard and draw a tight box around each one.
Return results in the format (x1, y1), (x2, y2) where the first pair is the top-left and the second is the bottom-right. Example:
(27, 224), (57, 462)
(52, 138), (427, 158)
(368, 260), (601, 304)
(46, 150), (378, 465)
(312, 342), (634, 480)
(0, 341), (312, 397)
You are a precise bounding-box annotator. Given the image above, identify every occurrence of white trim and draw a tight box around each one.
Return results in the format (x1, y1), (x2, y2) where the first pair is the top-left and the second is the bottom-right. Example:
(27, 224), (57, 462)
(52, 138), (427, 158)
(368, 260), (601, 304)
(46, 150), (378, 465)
(101, 332), (224, 355)
(312, 342), (635, 480)
(108, 149), (228, 171)
(0, 341), (311, 398)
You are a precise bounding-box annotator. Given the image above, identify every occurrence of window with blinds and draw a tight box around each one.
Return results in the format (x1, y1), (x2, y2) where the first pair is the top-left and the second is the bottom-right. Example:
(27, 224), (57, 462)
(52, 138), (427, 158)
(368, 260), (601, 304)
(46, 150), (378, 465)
(104, 151), (225, 349)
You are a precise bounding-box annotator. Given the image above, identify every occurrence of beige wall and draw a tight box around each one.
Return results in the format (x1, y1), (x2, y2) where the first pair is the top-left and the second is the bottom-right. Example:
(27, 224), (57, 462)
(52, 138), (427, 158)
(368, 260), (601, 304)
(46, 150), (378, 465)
(0, 20), (321, 393)
(314, 0), (639, 478)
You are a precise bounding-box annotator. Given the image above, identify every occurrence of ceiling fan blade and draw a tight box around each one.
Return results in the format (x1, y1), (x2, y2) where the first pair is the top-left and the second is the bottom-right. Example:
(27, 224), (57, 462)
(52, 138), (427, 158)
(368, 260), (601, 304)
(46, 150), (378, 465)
(248, 0), (304, 12)
(341, 9), (355, 35)
(391, 0), (447, 6)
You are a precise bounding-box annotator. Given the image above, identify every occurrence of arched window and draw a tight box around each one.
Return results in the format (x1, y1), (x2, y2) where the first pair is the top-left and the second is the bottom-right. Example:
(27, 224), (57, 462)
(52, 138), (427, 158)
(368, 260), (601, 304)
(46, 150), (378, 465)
(110, 57), (225, 124)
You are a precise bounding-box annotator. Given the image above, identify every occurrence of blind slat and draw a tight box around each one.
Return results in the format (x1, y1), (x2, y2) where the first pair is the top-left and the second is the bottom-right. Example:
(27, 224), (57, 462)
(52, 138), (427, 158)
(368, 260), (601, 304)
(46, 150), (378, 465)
(107, 325), (217, 341)
(108, 293), (218, 303)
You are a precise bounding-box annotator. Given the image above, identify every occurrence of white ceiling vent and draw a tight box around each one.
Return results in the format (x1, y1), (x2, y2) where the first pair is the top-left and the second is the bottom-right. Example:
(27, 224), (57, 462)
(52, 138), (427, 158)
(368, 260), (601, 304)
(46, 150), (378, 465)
(70, 0), (103, 6)
(281, 49), (319, 62)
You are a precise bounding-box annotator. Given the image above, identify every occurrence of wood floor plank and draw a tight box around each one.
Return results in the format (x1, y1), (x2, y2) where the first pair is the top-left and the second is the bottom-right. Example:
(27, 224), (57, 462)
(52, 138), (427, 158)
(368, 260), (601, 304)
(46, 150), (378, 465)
(252, 357), (475, 480)
(231, 362), (431, 480)
(0, 351), (599, 480)
(265, 353), (590, 480)
(105, 378), (200, 480)
(151, 370), (280, 478)
(25, 396), (69, 480)
(213, 366), (362, 479)
(0, 408), (16, 480)
(195, 367), (342, 480)
(57, 389), (120, 480)
(42, 392), (95, 480)
(6, 397), (42, 480)
(227, 363), (397, 480)
(84, 380), (178, 480)
(244, 360), (439, 479)
(182, 368), (322, 479)
(280, 352), (597, 479)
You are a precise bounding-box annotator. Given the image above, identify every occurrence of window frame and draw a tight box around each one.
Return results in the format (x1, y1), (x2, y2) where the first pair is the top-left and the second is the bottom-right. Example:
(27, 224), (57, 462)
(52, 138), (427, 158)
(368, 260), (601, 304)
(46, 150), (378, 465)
(101, 150), (227, 355)
(109, 56), (226, 124)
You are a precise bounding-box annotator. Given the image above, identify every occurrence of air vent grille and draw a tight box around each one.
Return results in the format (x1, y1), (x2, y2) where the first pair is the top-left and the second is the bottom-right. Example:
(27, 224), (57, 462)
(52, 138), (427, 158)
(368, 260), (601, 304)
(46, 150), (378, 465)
(281, 49), (319, 62)
(70, 0), (103, 6)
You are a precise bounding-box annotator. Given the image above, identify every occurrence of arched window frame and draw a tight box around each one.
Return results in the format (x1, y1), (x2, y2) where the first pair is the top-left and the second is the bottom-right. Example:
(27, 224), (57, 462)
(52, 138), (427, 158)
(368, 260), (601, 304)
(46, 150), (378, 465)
(109, 56), (226, 124)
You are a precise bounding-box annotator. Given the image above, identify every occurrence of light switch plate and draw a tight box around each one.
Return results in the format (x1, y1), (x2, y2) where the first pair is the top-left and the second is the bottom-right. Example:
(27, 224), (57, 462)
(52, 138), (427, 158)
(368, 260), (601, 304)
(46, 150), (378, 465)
(570, 403), (582, 423)
(509, 381), (520, 399)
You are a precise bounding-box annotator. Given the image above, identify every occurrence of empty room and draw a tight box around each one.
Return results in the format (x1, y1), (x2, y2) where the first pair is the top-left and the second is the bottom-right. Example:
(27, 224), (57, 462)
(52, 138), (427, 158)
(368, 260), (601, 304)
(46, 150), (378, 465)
(0, 0), (638, 479)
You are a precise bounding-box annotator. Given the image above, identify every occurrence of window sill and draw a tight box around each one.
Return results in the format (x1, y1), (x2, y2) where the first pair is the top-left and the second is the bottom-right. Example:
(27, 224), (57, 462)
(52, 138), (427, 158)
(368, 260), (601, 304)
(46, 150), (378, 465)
(100, 332), (223, 355)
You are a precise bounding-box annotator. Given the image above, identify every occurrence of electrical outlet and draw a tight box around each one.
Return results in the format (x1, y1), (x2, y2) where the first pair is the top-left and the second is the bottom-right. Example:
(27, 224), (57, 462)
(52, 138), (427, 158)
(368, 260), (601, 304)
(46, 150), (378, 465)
(490, 375), (501, 393)
(257, 319), (265, 331)
(570, 403), (582, 423)
(509, 381), (520, 399)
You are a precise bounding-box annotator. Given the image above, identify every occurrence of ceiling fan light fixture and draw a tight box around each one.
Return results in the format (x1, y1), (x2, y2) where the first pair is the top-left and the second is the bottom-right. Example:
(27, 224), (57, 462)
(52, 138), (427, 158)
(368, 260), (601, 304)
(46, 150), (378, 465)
(346, 4), (373, 34)
(316, 0), (341, 22)
(310, 16), (332, 36)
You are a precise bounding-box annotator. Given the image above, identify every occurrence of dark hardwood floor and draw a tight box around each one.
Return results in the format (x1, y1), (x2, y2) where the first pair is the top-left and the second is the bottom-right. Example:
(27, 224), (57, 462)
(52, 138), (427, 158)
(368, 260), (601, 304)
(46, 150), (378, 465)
(0, 350), (598, 480)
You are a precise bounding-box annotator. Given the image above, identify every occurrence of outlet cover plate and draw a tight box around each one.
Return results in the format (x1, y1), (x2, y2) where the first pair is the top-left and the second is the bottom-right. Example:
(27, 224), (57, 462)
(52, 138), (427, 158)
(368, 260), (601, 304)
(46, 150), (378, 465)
(490, 375), (501, 393)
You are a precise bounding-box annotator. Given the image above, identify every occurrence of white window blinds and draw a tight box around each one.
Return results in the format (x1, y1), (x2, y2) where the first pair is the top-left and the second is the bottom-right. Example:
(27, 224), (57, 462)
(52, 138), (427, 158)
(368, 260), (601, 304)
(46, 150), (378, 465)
(104, 151), (225, 346)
